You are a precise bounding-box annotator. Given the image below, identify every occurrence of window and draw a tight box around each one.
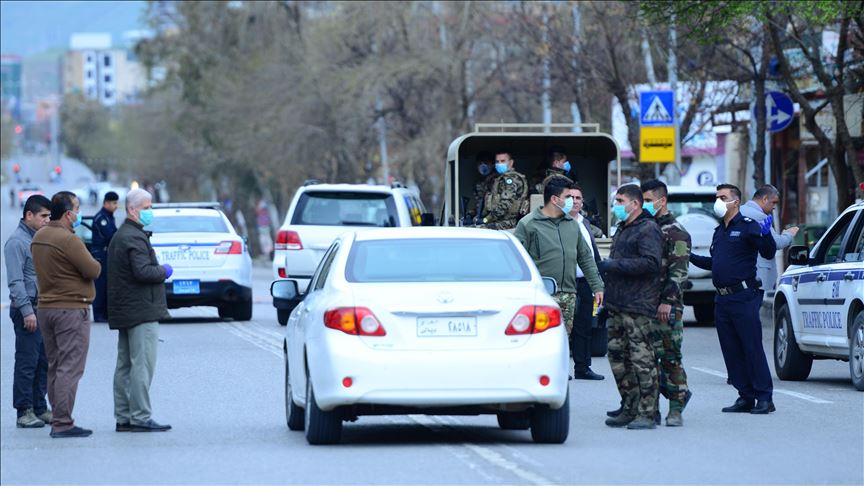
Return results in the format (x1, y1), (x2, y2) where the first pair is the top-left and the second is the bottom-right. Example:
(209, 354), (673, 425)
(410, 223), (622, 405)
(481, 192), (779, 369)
(312, 244), (340, 291)
(104, 74), (112, 83)
(103, 55), (111, 67)
(147, 215), (228, 234)
(86, 70), (93, 79)
(814, 211), (855, 265)
(403, 194), (425, 226)
(346, 238), (531, 283)
(291, 191), (398, 227)
(104, 90), (112, 99)
(843, 210), (864, 262)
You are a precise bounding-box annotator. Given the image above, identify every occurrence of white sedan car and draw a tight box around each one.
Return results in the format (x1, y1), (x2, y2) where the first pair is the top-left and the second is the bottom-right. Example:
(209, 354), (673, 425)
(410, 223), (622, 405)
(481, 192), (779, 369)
(271, 227), (570, 444)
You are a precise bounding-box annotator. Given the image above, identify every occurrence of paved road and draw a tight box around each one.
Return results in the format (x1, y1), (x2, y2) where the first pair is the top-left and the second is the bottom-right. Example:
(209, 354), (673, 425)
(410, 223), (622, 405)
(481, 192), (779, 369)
(1, 168), (862, 485)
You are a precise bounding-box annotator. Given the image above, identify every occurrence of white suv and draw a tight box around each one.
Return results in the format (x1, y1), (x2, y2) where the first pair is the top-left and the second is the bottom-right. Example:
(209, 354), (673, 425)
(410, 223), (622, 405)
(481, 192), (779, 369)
(272, 181), (429, 325)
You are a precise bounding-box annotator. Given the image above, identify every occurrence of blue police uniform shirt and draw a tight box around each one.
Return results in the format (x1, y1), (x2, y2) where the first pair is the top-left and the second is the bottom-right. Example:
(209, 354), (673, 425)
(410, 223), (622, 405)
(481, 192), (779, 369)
(91, 207), (117, 253)
(690, 212), (776, 288)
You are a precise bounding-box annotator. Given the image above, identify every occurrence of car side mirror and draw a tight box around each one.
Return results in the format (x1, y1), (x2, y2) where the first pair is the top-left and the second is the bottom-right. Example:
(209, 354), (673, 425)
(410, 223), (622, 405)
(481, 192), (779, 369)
(788, 245), (809, 266)
(542, 277), (558, 296)
(420, 213), (436, 226)
(271, 280), (302, 308)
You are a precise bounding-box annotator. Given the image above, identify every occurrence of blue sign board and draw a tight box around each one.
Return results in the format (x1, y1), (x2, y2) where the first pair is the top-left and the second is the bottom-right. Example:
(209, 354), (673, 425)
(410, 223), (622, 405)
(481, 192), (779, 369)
(640, 91), (675, 126)
(763, 91), (794, 132)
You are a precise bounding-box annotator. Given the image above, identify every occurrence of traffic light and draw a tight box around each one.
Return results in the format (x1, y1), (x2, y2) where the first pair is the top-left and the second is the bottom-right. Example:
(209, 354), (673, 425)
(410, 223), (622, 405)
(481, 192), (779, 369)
(54, 165), (62, 175)
(12, 163), (20, 173)
(14, 124), (23, 135)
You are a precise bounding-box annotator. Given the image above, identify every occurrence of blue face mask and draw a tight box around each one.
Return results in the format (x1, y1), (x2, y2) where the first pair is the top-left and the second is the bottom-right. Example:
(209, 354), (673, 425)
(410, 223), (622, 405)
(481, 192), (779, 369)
(562, 161), (571, 173)
(139, 209), (154, 226)
(557, 196), (574, 215)
(478, 163), (491, 176)
(495, 162), (508, 174)
(72, 212), (82, 228)
(643, 201), (658, 217)
(612, 204), (630, 221)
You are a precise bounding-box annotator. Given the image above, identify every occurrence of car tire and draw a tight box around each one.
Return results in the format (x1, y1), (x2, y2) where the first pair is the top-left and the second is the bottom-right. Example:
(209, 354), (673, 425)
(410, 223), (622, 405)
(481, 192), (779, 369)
(530, 389), (569, 444)
(233, 298), (253, 321)
(693, 304), (715, 324)
(304, 376), (342, 445)
(774, 303), (813, 381)
(849, 311), (864, 392)
(217, 306), (232, 319)
(285, 357), (304, 430)
(496, 411), (530, 430)
(591, 325), (608, 357)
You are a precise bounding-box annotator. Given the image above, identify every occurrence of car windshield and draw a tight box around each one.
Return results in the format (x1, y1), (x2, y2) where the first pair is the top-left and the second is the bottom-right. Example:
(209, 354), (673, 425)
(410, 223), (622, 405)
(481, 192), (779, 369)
(292, 191), (398, 227)
(346, 238), (531, 282)
(148, 215), (229, 233)
(667, 199), (719, 221)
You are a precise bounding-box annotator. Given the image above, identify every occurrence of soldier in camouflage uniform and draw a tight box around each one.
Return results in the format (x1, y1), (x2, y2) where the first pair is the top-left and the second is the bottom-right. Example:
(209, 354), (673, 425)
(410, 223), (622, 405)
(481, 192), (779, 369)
(597, 184), (663, 430)
(642, 180), (692, 427)
(466, 152), (496, 224)
(478, 152), (528, 230)
(529, 146), (572, 195)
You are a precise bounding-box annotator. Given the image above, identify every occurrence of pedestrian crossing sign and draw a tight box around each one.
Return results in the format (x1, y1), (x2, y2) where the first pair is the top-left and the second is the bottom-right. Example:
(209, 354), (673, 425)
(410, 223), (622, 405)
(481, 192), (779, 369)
(640, 91), (675, 126)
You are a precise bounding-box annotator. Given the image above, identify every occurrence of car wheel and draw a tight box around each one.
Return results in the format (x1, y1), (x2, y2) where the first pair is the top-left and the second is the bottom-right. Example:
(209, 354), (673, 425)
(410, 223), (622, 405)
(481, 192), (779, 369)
(590, 325), (608, 357)
(304, 375), (342, 445)
(693, 304), (714, 324)
(530, 389), (569, 444)
(217, 306), (232, 319)
(849, 311), (864, 391)
(773, 303), (812, 381)
(233, 298), (253, 321)
(285, 357), (304, 430)
(496, 411), (530, 430)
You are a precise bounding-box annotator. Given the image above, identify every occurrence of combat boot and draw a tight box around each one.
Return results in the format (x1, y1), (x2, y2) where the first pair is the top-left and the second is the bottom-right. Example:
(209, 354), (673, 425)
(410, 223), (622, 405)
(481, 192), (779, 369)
(666, 410), (683, 427)
(16, 409), (45, 428)
(604, 412), (635, 428)
(626, 416), (657, 430)
(37, 410), (53, 425)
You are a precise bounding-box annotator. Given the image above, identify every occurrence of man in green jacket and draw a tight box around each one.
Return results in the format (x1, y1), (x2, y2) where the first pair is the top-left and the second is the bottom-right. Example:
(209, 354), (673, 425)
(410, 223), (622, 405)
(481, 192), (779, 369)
(107, 188), (172, 433)
(514, 176), (604, 342)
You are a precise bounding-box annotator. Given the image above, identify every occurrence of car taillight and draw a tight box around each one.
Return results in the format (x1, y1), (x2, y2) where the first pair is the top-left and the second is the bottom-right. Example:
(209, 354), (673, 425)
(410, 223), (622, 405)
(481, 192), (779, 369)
(324, 307), (386, 336)
(504, 305), (561, 335)
(275, 230), (302, 250)
(214, 241), (243, 254)
(278, 267), (287, 278)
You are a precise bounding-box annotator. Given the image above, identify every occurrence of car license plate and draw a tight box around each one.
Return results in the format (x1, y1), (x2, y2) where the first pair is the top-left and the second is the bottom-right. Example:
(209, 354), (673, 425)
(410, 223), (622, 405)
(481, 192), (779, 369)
(417, 317), (477, 337)
(173, 279), (200, 295)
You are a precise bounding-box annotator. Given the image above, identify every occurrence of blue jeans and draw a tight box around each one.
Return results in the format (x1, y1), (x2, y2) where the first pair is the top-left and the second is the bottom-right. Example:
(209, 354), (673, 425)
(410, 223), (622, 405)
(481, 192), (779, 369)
(11, 306), (48, 415)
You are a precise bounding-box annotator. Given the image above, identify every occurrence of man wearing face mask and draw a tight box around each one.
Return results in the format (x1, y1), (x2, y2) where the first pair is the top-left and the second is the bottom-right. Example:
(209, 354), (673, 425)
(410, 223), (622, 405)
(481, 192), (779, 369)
(739, 185), (799, 292)
(640, 180), (692, 426)
(31, 191), (102, 438)
(467, 152), (496, 224)
(477, 151), (528, 230)
(515, 176), (604, 354)
(107, 188), (173, 432)
(691, 183), (777, 415)
(597, 184), (663, 429)
(530, 146), (572, 195)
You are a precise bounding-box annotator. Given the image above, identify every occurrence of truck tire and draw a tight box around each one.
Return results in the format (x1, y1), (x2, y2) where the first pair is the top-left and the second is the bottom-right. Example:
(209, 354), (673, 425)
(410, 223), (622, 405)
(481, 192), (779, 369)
(693, 304), (715, 324)
(849, 311), (864, 391)
(530, 390), (569, 444)
(232, 298), (253, 321)
(496, 411), (530, 430)
(774, 303), (812, 381)
(304, 377), (342, 445)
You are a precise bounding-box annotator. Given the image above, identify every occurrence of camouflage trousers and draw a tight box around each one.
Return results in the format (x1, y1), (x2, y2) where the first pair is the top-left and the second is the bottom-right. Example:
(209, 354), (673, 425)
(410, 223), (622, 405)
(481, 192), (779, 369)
(482, 218), (519, 231)
(552, 292), (577, 336)
(652, 317), (689, 412)
(608, 310), (659, 418)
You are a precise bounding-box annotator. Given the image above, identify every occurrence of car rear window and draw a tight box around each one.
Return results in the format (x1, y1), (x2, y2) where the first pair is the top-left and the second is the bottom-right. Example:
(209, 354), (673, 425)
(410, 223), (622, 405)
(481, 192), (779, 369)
(292, 191), (398, 227)
(148, 215), (229, 233)
(346, 238), (531, 282)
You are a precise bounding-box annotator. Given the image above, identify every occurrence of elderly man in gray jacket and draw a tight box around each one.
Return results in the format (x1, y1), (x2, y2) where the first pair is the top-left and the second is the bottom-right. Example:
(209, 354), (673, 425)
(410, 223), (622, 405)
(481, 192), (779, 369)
(739, 185), (799, 291)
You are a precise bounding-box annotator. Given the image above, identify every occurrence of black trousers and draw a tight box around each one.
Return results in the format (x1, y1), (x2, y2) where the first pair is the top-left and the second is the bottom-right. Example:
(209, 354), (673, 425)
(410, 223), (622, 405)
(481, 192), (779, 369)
(571, 278), (594, 374)
(715, 288), (773, 401)
(92, 252), (107, 321)
(11, 306), (48, 415)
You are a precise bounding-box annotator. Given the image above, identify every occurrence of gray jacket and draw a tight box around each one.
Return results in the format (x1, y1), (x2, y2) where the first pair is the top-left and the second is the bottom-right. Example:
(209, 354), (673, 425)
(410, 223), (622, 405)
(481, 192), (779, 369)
(740, 200), (794, 290)
(4, 220), (38, 316)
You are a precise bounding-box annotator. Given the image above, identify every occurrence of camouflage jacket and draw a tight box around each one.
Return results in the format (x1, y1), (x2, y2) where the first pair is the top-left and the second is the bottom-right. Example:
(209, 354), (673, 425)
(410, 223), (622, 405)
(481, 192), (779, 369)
(470, 175), (495, 217)
(655, 212), (691, 311)
(481, 170), (528, 229)
(529, 167), (570, 194)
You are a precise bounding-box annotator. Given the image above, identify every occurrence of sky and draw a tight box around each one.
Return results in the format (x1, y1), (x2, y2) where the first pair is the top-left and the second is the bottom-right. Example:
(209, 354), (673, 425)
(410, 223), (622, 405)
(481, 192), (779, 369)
(0, 1), (147, 57)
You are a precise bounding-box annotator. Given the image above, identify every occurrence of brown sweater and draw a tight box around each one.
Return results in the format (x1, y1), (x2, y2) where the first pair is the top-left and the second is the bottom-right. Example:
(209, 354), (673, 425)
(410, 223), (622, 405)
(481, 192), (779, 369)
(31, 221), (101, 309)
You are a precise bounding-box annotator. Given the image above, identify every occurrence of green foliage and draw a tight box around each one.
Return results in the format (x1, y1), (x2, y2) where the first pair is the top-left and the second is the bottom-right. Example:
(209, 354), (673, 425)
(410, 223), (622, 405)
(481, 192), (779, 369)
(0, 111), (14, 161)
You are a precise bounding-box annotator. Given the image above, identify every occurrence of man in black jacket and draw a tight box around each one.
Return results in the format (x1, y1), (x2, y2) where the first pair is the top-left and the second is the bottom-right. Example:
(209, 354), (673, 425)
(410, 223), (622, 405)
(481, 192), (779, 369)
(599, 184), (664, 430)
(107, 188), (172, 432)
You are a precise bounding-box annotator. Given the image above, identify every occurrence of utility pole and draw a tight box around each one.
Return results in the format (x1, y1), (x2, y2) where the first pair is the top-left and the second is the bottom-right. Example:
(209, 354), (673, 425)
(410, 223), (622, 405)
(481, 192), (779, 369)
(372, 40), (389, 183)
(541, 6), (552, 132)
(668, 11), (681, 177)
(641, 22), (660, 178)
(570, 2), (582, 133)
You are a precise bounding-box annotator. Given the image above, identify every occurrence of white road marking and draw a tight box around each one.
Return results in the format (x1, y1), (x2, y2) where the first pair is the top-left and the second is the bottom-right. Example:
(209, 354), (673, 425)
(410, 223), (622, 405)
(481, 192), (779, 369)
(692, 366), (833, 404)
(219, 321), (282, 358)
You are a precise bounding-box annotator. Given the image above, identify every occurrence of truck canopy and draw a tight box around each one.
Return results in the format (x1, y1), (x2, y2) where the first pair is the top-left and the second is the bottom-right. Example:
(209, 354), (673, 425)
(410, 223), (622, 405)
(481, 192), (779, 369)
(443, 124), (620, 235)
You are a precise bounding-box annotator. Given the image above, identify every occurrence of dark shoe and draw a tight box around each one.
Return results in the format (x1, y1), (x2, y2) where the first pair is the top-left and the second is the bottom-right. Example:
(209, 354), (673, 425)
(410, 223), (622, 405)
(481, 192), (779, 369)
(130, 419), (171, 432)
(572, 369), (605, 380)
(681, 389), (693, 412)
(654, 410), (661, 425)
(606, 404), (623, 418)
(116, 422), (132, 432)
(626, 416), (657, 430)
(721, 397), (755, 413)
(50, 426), (92, 438)
(750, 400), (776, 415)
(605, 413), (635, 428)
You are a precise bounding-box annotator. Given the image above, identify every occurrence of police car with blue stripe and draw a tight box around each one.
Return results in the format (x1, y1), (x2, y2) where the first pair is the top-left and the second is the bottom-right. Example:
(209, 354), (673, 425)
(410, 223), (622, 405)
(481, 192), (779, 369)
(773, 201), (864, 390)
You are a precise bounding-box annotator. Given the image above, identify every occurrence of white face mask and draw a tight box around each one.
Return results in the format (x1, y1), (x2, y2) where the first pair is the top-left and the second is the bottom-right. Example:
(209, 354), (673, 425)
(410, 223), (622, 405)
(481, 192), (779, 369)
(714, 198), (732, 218)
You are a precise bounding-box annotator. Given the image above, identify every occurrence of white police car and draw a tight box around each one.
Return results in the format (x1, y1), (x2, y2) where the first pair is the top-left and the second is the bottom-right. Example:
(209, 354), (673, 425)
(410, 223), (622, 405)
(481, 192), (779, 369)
(151, 203), (253, 321)
(272, 181), (430, 325)
(772, 201), (864, 390)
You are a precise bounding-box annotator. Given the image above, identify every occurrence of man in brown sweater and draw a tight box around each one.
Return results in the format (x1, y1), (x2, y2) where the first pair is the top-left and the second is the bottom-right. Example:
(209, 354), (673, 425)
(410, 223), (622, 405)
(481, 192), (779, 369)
(31, 191), (101, 438)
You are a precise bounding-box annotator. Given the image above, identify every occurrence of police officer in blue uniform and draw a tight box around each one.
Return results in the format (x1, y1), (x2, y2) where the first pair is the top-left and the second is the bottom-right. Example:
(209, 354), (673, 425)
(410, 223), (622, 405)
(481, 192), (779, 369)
(690, 183), (777, 415)
(91, 191), (119, 322)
